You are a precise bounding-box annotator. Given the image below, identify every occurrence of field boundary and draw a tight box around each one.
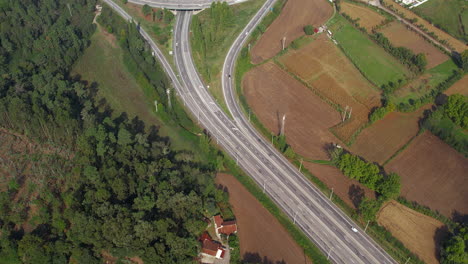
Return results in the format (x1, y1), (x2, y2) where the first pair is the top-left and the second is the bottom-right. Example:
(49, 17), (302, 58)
(382, 129), (423, 165)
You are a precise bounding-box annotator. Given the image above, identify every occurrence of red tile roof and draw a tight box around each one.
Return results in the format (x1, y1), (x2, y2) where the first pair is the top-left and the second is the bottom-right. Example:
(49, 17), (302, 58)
(202, 240), (219, 256)
(219, 224), (237, 235)
(199, 232), (211, 242)
(214, 215), (223, 227)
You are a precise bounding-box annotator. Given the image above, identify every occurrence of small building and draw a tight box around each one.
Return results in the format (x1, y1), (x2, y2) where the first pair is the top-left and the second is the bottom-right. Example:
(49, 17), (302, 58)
(213, 215), (238, 236)
(199, 232), (225, 260)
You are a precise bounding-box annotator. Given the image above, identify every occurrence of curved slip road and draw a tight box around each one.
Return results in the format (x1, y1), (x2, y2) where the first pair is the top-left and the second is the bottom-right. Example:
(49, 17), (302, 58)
(103, 0), (398, 263)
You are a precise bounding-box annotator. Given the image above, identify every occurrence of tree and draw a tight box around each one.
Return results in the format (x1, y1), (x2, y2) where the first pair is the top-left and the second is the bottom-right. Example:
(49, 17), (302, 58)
(413, 53), (427, 72)
(460, 50), (468, 71)
(378, 173), (401, 200)
(444, 94), (468, 129)
(142, 4), (152, 16)
(304, 25), (314, 35)
(441, 235), (467, 264)
(358, 198), (382, 222)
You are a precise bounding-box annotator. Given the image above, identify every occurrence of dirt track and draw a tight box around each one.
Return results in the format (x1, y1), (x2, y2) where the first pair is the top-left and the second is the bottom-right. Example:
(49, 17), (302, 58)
(377, 200), (448, 264)
(386, 131), (468, 217)
(216, 173), (312, 264)
(251, 0), (333, 64)
(378, 22), (448, 69)
(243, 62), (341, 160)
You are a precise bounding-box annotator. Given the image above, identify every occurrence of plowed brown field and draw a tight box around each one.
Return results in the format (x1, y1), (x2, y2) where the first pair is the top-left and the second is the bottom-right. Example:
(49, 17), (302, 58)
(243, 62), (341, 160)
(445, 75), (468, 96)
(382, 0), (467, 53)
(215, 173), (312, 264)
(341, 2), (386, 31)
(386, 131), (468, 217)
(304, 162), (376, 209)
(377, 200), (447, 264)
(349, 105), (430, 164)
(378, 22), (449, 69)
(251, 0), (333, 64)
(279, 35), (381, 142)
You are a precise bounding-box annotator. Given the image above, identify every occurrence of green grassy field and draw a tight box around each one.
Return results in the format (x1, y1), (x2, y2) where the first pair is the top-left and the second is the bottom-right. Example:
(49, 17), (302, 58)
(391, 59), (459, 105)
(414, 0), (468, 42)
(328, 15), (412, 87)
(72, 25), (205, 156)
(191, 0), (265, 111)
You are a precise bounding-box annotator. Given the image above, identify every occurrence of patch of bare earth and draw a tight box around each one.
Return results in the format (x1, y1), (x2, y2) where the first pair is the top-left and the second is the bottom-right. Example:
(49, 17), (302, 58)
(243, 62), (341, 160)
(378, 22), (449, 69)
(349, 105), (431, 164)
(251, 0), (333, 64)
(215, 173), (312, 264)
(377, 200), (448, 264)
(304, 163), (376, 209)
(444, 75), (468, 96)
(385, 131), (468, 217)
(340, 2), (386, 31)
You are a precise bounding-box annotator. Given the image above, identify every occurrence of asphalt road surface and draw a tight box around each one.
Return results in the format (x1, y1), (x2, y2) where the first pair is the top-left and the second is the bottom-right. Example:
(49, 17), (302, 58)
(103, 1), (398, 263)
(127, 0), (248, 9)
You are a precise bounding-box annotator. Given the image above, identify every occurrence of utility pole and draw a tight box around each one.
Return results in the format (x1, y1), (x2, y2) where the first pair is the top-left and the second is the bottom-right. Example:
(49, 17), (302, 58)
(327, 247), (334, 260)
(348, 107), (352, 119)
(364, 220), (370, 232)
(299, 158), (303, 172)
(248, 43), (251, 51)
(248, 109), (251, 122)
(280, 114), (286, 136)
(342, 105), (348, 122)
(329, 188), (334, 200)
(166, 89), (171, 109)
(154, 100), (158, 113)
(293, 211), (297, 224)
(263, 180), (266, 193)
(282, 36), (286, 50)
(404, 257), (411, 264)
(67, 3), (72, 17)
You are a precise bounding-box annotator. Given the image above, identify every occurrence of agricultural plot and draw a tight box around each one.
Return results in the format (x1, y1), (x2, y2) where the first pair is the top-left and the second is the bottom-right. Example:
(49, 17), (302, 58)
(377, 200), (447, 264)
(216, 173), (313, 264)
(386, 131), (468, 217)
(328, 15), (412, 87)
(278, 35), (381, 142)
(444, 74), (468, 96)
(391, 59), (459, 105)
(349, 105), (430, 164)
(414, 0), (468, 42)
(382, 0), (467, 52)
(340, 2), (387, 31)
(250, 0), (333, 64)
(378, 21), (449, 69)
(243, 62), (342, 160)
(304, 162), (376, 209)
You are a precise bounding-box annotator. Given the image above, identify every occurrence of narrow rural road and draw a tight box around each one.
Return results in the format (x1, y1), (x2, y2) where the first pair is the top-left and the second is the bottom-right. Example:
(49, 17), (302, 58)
(103, 0), (398, 263)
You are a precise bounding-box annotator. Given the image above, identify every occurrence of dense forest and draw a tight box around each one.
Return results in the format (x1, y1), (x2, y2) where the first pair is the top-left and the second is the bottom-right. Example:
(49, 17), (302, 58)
(0, 1), (224, 263)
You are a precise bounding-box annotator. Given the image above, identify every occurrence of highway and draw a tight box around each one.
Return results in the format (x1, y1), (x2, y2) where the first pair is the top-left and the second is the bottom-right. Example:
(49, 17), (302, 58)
(127, 0), (248, 10)
(103, 0), (398, 263)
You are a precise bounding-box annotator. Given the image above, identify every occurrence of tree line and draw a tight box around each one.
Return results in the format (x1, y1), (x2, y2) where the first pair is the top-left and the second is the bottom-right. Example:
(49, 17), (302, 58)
(0, 1), (228, 263)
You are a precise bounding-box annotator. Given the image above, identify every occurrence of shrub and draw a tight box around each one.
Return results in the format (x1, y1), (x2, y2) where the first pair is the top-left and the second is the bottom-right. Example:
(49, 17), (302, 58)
(304, 25), (314, 35)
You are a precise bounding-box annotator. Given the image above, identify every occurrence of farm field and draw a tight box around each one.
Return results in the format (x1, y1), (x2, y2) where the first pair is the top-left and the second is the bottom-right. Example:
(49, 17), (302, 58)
(340, 2), (387, 31)
(304, 162), (376, 209)
(382, 0), (467, 52)
(278, 34), (381, 142)
(349, 105), (430, 164)
(378, 21), (449, 69)
(250, 0), (333, 64)
(391, 59), (459, 105)
(215, 173), (313, 264)
(386, 131), (468, 217)
(243, 62), (342, 160)
(377, 200), (448, 264)
(328, 15), (412, 87)
(444, 74), (468, 96)
(414, 0), (468, 42)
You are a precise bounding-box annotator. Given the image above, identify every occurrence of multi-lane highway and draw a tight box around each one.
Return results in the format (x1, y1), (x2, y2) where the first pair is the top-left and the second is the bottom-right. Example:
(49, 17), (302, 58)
(103, 0), (398, 263)
(127, 0), (248, 10)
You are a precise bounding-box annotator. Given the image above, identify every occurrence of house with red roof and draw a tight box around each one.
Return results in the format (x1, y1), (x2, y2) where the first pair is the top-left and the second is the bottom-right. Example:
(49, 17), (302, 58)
(213, 215), (238, 237)
(199, 232), (225, 260)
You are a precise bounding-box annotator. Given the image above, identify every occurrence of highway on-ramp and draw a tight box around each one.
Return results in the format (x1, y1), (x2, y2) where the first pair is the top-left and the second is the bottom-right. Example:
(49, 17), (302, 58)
(103, 0), (398, 263)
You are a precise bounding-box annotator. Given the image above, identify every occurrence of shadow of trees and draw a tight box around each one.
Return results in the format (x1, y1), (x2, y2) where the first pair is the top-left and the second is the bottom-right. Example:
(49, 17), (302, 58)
(243, 252), (286, 264)
(348, 184), (365, 208)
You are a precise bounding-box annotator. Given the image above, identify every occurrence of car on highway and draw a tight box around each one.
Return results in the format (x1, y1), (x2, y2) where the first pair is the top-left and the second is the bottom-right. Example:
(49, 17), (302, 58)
(351, 227), (358, 233)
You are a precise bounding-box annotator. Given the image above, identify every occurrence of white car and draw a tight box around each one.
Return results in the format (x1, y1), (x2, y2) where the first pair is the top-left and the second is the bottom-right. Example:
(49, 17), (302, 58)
(351, 227), (358, 233)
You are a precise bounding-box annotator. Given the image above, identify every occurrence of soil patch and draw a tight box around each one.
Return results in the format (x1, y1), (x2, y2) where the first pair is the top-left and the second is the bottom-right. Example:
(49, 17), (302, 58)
(378, 21), (449, 69)
(386, 131), (468, 217)
(444, 74), (468, 96)
(341, 2), (386, 31)
(279, 35), (381, 142)
(377, 200), (448, 264)
(349, 105), (430, 164)
(215, 173), (312, 264)
(304, 163), (376, 209)
(243, 62), (341, 160)
(251, 0), (333, 64)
